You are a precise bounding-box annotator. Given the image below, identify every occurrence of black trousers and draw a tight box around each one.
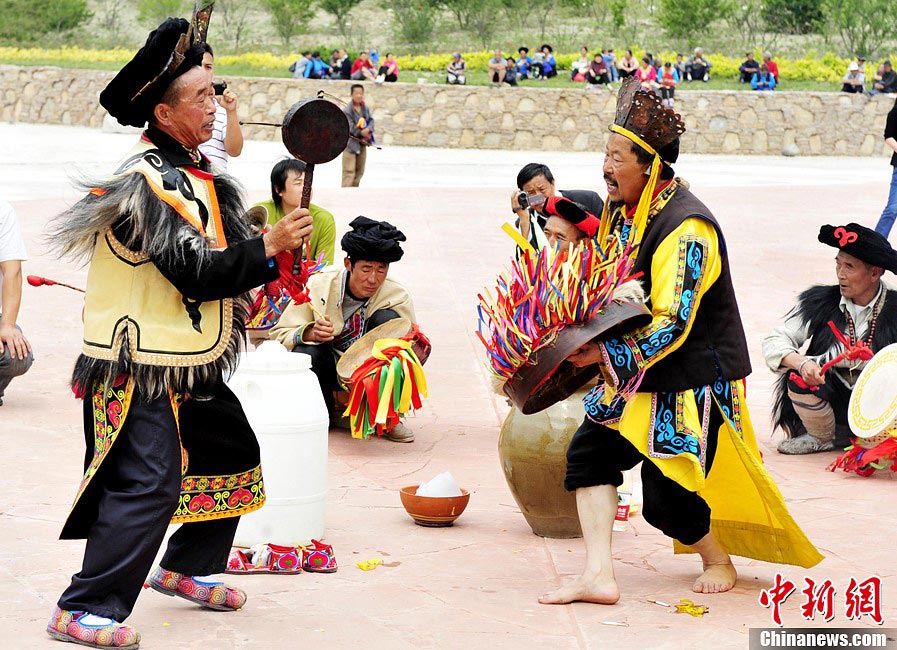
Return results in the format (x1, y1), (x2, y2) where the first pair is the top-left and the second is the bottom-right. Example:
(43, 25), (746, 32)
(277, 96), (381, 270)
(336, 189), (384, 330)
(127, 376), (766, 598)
(58, 393), (239, 622)
(293, 308), (400, 413)
(564, 401), (722, 546)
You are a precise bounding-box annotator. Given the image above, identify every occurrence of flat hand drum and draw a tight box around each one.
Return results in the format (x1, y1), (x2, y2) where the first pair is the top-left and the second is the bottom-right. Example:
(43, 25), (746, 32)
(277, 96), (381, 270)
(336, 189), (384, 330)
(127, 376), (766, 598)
(848, 343), (897, 441)
(336, 318), (431, 384)
(503, 301), (652, 415)
(282, 98), (349, 163)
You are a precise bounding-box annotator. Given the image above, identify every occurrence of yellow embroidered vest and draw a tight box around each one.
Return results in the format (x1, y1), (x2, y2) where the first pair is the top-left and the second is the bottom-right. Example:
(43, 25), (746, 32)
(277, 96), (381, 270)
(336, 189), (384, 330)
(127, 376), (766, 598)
(82, 138), (233, 367)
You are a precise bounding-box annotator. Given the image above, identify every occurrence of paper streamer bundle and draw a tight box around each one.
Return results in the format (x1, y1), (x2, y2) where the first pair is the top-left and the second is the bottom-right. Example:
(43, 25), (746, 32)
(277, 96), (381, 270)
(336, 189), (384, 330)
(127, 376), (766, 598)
(476, 236), (637, 388)
(344, 328), (430, 440)
(828, 438), (897, 477)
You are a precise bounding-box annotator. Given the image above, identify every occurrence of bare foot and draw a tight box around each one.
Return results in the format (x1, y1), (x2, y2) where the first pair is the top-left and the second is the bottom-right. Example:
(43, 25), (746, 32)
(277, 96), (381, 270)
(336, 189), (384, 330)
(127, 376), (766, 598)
(693, 561), (737, 594)
(539, 574), (620, 605)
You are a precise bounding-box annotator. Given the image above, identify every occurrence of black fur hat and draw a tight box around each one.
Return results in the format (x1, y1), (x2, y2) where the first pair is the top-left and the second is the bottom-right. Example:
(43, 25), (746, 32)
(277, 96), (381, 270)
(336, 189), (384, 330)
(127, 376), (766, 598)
(819, 223), (897, 273)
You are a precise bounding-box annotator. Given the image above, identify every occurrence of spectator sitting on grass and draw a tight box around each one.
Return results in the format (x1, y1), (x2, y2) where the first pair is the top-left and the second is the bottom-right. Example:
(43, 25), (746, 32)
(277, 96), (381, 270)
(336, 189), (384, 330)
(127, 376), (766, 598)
(305, 51), (333, 79)
(586, 53), (610, 87)
(333, 49), (351, 80)
(856, 54), (867, 76)
(330, 49), (341, 70)
(686, 47), (711, 82)
(763, 51), (779, 85)
(447, 52), (467, 85)
(841, 62), (865, 94)
(740, 53), (759, 83)
(531, 49), (545, 79)
(516, 47), (533, 80)
(376, 52), (399, 83)
(674, 52), (686, 78)
(618, 49), (638, 78)
(290, 51), (312, 79)
(751, 64), (776, 91)
(659, 61), (679, 108)
(871, 60), (897, 95)
(505, 57), (519, 86)
(351, 51), (376, 81)
(369, 47), (380, 68)
(603, 48), (618, 81)
(540, 44), (557, 79)
(571, 46), (590, 81)
(489, 49), (507, 86)
(635, 55), (658, 92)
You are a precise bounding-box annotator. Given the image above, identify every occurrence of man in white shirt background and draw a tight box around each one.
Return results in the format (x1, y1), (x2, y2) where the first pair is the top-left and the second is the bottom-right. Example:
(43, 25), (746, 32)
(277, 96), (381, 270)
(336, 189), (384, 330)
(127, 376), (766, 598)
(198, 43), (243, 171)
(0, 197), (33, 406)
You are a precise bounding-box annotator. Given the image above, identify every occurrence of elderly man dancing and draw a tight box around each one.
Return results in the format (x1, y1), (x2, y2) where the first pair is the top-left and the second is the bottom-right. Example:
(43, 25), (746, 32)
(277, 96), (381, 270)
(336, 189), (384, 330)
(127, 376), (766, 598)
(46, 8), (310, 648)
(539, 78), (822, 606)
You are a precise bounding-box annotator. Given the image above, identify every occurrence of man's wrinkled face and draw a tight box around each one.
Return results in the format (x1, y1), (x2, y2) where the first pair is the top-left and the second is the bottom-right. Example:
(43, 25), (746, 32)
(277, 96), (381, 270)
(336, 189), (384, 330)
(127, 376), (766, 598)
(156, 66), (216, 149)
(520, 173), (554, 213)
(277, 169), (305, 209)
(545, 216), (586, 248)
(835, 251), (881, 302)
(345, 258), (389, 298)
(603, 133), (650, 206)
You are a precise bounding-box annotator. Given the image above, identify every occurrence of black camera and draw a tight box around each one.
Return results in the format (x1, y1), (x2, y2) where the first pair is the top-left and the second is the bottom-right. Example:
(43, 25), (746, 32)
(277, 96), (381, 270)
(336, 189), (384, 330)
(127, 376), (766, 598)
(212, 81), (228, 96)
(517, 191), (546, 210)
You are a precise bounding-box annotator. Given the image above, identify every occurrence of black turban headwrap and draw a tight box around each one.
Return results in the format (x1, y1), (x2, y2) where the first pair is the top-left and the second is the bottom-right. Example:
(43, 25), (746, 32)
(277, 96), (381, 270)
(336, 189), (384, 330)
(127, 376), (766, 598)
(341, 216), (406, 264)
(818, 223), (897, 274)
(100, 17), (206, 128)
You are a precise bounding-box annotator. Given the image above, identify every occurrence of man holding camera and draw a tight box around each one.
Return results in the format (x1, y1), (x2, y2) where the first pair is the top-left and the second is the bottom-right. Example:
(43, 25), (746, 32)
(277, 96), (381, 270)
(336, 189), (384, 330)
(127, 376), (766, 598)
(198, 43), (243, 171)
(510, 162), (604, 251)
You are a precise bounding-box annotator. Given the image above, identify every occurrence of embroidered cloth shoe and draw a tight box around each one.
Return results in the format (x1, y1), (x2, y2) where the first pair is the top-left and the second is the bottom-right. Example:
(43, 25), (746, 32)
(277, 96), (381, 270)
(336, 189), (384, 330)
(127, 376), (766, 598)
(147, 567), (247, 611)
(300, 539), (338, 573)
(385, 421), (415, 443)
(225, 543), (302, 575)
(46, 606), (140, 649)
(777, 433), (835, 455)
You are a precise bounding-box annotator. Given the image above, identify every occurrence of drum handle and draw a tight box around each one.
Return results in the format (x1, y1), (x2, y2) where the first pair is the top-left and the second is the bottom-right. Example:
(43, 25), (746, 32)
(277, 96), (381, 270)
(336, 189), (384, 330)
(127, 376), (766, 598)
(291, 162), (315, 276)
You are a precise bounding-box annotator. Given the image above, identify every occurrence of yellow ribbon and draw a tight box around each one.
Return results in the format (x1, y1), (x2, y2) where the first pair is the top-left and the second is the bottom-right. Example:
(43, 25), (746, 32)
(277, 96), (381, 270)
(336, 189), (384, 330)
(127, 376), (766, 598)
(502, 222), (536, 254)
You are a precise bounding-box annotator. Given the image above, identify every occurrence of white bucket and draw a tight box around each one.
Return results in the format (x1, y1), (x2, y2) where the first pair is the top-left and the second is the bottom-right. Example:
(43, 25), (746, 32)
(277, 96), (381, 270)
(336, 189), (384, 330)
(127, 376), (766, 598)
(228, 341), (329, 546)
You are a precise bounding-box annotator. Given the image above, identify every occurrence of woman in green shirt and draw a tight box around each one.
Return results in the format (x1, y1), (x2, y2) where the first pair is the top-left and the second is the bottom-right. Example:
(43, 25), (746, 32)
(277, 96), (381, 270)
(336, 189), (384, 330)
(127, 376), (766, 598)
(254, 158), (336, 265)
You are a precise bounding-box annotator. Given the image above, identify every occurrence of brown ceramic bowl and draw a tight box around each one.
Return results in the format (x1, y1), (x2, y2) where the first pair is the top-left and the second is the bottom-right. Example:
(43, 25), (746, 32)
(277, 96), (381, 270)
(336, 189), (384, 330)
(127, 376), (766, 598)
(399, 485), (470, 527)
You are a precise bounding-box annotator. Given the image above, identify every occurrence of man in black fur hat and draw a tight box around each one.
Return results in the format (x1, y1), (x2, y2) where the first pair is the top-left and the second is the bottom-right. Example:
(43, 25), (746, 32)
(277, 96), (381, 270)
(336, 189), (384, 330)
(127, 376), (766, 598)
(764, 223), (897, 455)
(46, 7), (311, 648)
(270, 216), (419, 442)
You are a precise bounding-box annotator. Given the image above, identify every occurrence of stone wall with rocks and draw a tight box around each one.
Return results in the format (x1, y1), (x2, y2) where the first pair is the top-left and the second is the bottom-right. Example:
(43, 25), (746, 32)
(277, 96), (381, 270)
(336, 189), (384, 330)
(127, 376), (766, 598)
(1, 65), (894, 157)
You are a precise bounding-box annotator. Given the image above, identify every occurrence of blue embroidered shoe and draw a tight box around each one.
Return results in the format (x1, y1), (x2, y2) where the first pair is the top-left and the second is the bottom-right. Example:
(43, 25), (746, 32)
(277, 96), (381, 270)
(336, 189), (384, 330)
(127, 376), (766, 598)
(46, 606), (140, 649)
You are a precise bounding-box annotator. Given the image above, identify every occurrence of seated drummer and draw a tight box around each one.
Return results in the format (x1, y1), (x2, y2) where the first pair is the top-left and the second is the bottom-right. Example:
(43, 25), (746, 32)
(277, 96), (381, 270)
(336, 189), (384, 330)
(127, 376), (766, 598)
(763, 223), (897, 455)
(254, 158), (336, 264)
(270, 216), (418, 442)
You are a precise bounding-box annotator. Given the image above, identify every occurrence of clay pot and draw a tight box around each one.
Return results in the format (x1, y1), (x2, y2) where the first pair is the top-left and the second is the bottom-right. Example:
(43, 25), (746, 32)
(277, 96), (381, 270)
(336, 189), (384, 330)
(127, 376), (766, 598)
(498, 390), (588, 538)
(399, 485), (470, 527)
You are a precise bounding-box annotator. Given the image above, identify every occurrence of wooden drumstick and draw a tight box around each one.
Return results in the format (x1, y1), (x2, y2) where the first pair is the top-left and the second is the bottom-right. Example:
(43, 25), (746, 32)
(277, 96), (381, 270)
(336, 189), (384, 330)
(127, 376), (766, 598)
(291, 163), (315, 276)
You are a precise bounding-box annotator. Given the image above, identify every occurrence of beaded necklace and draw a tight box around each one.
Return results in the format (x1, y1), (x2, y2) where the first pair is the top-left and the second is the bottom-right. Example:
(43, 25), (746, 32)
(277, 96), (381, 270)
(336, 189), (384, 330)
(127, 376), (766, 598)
(842, 289), (883, 378)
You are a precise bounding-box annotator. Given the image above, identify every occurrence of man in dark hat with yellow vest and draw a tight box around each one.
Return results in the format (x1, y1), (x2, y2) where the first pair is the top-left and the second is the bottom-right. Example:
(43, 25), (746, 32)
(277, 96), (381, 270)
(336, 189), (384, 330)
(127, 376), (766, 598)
(45, 6), (312, 648)
(539, 77), (822, 607)
(764, 223), (897, 455)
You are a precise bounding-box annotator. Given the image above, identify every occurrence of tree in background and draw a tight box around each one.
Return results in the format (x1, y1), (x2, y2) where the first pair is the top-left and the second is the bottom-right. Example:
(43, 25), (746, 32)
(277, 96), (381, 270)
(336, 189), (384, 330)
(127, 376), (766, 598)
(262, 0), (314, 47)
(136, 0), (187, 29)
(215, 0), (257, 52)
(317, 0), (364, 40)
(92, 0), (125, 45)
(821, 0), (893, 59)
(763, 0), (822, 35)
(0, 0), (92, 42)
(658, 0), (722, 44)
(437, 0), (475, 30)
(723, 0), (768, 49)
(392, 0), (438, 50)
(463, 0), (505, 49)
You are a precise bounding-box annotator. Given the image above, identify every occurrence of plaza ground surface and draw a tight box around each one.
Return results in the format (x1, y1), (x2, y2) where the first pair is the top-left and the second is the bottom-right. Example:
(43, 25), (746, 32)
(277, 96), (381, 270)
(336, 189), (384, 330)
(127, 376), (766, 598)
(1, 123), (895, 649)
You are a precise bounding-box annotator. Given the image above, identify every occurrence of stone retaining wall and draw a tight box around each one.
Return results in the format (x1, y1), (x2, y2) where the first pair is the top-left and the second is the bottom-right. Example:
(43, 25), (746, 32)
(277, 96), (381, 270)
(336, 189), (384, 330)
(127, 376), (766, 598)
(1, 65), (893, 157)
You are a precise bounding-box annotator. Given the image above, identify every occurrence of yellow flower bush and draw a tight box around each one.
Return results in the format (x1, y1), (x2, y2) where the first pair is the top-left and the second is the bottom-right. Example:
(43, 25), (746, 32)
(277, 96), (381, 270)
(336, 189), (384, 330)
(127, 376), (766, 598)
(1, 46), (892, 83)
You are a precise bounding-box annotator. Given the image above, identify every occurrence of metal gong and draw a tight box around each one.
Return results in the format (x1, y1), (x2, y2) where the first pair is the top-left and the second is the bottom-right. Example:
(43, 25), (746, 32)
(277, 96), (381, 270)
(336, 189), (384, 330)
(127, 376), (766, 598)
(281, 97), (349, 164)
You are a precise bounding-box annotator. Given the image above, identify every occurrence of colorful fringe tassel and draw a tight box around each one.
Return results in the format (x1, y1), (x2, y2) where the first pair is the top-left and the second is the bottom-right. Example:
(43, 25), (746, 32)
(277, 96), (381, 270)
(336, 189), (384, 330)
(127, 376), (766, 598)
(247, 245), (326, 330)
(476, 235), (637, 385)
(344, 329), (429, 440)
(827, 437), (897, 477)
